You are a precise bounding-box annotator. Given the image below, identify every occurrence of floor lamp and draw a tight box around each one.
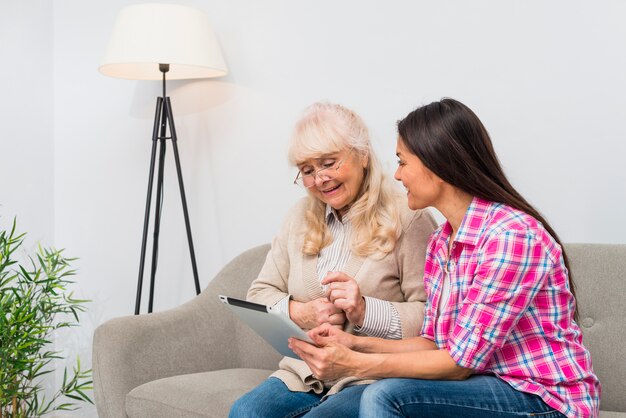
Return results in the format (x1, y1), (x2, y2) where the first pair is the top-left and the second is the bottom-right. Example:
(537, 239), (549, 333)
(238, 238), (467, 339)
(98, 4), (228, 314)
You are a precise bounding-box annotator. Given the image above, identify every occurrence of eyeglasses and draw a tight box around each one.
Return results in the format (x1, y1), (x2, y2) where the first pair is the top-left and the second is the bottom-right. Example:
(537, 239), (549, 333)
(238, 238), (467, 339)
(293, 148), (354, 189)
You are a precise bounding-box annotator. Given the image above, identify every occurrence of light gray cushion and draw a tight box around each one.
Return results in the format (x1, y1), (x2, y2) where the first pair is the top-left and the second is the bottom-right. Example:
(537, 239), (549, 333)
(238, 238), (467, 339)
(126, 368), (273, 418)
(600, 412), (626, 418)
(566, 244), (626, 413)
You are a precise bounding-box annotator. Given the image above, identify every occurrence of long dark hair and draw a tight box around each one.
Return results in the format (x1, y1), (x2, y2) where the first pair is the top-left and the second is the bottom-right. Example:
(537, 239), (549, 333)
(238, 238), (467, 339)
(398, 98), (577, 319)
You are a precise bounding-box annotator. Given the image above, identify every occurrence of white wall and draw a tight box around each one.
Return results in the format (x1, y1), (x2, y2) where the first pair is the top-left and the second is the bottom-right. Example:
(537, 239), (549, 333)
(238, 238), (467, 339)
(0, 0), (54, 247)
(3, 1), (626, 416)
(0, 0), (57, 413)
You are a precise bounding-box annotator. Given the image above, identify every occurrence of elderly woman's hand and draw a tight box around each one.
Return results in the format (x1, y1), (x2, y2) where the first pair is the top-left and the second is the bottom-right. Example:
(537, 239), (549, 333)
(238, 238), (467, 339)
(289, 298), (346, 330)
(322, 272), (366, 327)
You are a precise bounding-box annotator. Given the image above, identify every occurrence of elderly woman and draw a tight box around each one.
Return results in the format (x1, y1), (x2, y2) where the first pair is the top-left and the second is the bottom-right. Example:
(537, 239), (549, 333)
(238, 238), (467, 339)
(229, 102), (437, 418)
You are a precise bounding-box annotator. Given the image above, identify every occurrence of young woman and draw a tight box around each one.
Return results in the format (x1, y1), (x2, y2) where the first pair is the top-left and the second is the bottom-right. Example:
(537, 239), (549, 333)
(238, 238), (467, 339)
(290, 98), (600, 417)
(230, 102), (437, 417)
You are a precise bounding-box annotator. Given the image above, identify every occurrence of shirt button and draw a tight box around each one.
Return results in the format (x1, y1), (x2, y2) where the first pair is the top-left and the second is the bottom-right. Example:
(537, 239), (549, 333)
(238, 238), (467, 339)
(449, 261), (456, 271)
(473, 328), (480, 334)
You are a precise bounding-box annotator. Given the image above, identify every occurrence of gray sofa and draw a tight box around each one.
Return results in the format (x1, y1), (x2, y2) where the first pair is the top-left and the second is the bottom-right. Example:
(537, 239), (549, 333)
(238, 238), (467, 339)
(93, 243), (626, 417)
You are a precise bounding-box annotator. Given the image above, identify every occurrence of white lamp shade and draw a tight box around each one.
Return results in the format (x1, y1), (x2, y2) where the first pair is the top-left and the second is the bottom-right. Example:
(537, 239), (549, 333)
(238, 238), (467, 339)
(99, 3), (228, 80)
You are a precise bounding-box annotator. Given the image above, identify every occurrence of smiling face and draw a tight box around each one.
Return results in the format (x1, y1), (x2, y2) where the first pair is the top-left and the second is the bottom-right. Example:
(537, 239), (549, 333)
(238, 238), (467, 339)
(394, 137), (443, 210)
(297, 148), (367, 215)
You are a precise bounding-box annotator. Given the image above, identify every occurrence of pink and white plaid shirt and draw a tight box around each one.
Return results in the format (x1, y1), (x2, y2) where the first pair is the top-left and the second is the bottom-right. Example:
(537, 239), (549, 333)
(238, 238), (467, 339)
(421, 197), (600, 417)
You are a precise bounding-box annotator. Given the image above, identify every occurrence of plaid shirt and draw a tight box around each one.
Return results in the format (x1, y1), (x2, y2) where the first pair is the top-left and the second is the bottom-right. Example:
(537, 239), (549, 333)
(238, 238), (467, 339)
(421, 198), (600, 418)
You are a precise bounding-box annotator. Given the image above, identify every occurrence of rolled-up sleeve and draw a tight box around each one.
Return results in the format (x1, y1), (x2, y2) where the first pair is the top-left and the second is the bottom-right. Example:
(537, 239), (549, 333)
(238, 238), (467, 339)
(419, 298), (436, 342)
(447, 231), (552, 370)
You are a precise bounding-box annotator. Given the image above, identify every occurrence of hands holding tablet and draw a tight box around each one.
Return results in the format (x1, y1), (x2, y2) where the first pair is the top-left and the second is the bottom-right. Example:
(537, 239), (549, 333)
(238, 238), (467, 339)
(221, 271), (367, 361)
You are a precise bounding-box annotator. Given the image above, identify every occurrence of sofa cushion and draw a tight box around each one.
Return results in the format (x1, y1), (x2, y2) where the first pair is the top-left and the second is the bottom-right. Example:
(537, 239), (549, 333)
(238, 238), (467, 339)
(601, 412), (626, 418)
(566, 244), (626, 414)
(126, 368), (273, 418)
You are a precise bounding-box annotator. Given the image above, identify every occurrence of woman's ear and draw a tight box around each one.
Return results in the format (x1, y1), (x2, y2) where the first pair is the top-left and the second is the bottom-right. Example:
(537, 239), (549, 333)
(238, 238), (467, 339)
(361, 151), (369, 168)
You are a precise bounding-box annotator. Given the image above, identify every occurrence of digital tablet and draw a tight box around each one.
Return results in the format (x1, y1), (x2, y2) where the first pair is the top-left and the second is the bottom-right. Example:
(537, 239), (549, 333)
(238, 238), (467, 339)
(219, 295), (315, 359)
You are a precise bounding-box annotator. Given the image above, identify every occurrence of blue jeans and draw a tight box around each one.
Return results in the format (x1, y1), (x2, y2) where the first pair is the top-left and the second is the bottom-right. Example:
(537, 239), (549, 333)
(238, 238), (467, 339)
(360, 375), (566, 417)
(229, 377), (367, 418)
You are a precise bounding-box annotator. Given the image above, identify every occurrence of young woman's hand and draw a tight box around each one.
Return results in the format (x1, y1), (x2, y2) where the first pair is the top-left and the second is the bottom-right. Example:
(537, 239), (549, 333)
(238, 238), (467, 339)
(289, 327), (359, 381)
(289, 298), (346, 330)
(307, 322), (357, 349)
(322, 272), (366, 326)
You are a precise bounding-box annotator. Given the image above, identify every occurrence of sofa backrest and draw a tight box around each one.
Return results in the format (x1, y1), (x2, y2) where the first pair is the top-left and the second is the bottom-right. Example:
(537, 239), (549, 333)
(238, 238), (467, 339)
(565, 243), (626, 413)
(210, 243), (626, 412)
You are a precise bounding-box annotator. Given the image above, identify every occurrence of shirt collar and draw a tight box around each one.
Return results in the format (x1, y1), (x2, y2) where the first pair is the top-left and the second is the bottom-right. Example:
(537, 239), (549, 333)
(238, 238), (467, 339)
(440, 197), (494, 247)
(325, 205), (350, 225)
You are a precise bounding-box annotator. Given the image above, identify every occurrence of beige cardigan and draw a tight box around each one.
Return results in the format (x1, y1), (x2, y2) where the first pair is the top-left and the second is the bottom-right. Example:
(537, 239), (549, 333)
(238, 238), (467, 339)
(247, 196), (437, 395)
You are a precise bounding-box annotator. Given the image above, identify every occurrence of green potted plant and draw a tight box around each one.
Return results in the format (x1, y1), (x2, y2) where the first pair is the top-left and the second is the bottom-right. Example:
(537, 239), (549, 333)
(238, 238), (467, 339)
(0, 219), (93, 417)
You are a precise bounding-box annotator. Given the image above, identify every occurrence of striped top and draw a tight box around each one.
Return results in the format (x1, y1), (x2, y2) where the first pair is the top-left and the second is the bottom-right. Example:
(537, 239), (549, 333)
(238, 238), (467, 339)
(421, 197), (600, 417)
(274, 205), (403, 339)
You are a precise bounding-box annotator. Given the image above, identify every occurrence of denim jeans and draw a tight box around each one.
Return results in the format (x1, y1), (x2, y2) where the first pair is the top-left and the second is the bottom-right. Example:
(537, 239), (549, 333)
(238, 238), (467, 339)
(360, 375), (567, 418)
(229, 377), (368, 418)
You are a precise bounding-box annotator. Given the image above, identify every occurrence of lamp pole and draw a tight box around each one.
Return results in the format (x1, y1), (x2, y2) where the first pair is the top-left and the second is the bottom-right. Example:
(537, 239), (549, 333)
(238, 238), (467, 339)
(134, 64), (201, 315)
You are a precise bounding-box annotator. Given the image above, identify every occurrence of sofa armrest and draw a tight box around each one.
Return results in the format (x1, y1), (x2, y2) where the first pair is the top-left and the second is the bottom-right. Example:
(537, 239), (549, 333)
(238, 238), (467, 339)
(93, 244), (278, 418)
(93, 292), (239, 418)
